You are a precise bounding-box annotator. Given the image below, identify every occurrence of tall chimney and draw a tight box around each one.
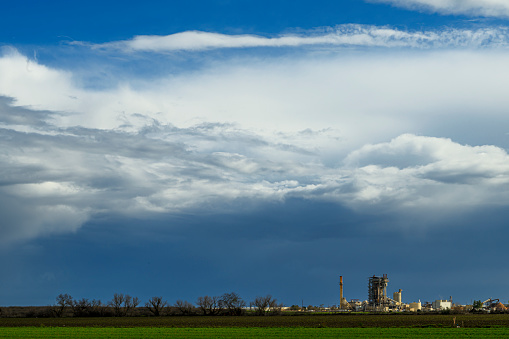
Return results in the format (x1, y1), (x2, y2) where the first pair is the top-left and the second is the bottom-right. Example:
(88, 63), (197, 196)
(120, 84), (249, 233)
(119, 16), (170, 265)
(340, 276), (344, 307)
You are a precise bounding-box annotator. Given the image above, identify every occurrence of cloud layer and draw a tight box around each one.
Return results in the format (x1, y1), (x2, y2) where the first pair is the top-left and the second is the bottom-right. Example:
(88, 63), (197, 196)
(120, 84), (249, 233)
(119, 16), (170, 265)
(372, 0), (509, 18)
(3, 89), (509, 245)
(344, 134), (509, 210)
(89, 25), (509, 52)
(3, 26), (509, 243)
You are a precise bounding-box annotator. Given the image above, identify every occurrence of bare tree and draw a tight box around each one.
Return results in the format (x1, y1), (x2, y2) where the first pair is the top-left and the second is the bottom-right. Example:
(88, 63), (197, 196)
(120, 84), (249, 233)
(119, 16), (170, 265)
(219, 292), (246, 316)
(252, 295), (272, 315)
(108, 293), (140, 316)
(268, 298), (284, 315)
(89, 299), (104, 316)
(123, 295), (140, 316)
(55, 296), (102, 317)
(196, 295), (220, 315)
(54, 294), (73, 317)
(174, 300), (195, 315)
(145, 296), (168, 316)
(252, 295), (283, 315)
(109, 293), (125, 317)
(73, 298), (103, 317)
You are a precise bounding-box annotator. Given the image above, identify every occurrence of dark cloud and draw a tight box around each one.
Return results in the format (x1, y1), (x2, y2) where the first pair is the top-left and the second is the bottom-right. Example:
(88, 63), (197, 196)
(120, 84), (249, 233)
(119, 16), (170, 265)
(0, 96), (335, 243)
(2, 198), (508, 306)
(2, 95), (509, 244)
(0, 96), (55, 128)
(3, 34), (509, 308)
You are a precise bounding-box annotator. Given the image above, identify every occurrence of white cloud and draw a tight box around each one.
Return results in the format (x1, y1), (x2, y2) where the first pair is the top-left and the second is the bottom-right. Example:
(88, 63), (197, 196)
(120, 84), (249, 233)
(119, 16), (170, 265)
(3, 38), (509, 242)
(371, 0), (509, 18)
(89, 25), (509, 52)
(341, 134), (509, 211)
(4, 48), (509, 143)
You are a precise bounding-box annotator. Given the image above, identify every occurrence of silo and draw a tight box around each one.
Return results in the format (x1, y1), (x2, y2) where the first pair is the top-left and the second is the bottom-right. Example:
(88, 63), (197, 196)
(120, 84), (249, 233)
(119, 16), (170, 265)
(393, 289), (402, 304)
(409, 301), (422, 311)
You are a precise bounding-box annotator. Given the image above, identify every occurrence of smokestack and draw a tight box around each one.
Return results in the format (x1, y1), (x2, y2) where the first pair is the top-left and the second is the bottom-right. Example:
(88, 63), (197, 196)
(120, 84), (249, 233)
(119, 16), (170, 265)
(340, 276), (343, 307)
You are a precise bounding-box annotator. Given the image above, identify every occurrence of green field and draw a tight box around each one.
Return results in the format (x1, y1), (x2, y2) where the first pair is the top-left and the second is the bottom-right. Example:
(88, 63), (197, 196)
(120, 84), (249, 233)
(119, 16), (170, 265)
(1, 327), (509, 338)
(2, 314), (509, 338)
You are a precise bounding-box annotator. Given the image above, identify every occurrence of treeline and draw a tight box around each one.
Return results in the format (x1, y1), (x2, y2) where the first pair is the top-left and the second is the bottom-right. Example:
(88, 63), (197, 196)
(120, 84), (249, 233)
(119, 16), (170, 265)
(0, 292), (284, 318)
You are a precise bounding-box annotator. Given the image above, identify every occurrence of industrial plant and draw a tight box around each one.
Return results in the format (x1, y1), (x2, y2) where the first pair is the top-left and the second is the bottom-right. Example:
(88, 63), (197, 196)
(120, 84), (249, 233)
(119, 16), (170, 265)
(337, 274), (506, 313)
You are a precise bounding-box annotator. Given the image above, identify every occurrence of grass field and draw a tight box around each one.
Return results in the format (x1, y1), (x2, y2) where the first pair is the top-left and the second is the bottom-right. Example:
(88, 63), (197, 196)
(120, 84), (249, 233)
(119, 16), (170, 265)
(2, 314), (509, 338)
(1, 327), (509, 338)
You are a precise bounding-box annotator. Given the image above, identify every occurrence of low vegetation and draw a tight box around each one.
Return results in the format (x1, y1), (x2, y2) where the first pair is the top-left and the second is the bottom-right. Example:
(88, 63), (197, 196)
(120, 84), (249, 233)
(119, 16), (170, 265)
(2, 313), (509, 338)
(1, 327), (508, 339)
(2, 314), (509, 328)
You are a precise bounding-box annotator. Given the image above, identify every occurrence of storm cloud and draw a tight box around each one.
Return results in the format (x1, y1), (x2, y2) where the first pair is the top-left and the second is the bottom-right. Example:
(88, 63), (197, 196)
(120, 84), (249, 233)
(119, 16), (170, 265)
(2, 27), (509, 243)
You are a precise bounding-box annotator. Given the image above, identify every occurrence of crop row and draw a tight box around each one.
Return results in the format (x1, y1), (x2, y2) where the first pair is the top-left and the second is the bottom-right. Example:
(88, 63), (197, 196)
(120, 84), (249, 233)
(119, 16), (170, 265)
(1, 327), (509, 338)
(2, 314), (509, 328)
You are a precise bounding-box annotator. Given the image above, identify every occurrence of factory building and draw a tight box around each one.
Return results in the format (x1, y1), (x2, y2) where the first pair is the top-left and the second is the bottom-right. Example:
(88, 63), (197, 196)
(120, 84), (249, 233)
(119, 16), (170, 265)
(432, 300), (452, 310)
(337, 273), (462, 312)
(339, 273), (404, 311)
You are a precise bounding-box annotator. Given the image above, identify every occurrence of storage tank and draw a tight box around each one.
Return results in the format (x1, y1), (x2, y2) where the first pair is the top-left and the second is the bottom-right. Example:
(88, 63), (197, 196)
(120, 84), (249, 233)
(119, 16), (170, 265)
(393, 289), (402, 304)
(409, 301), (422, 311)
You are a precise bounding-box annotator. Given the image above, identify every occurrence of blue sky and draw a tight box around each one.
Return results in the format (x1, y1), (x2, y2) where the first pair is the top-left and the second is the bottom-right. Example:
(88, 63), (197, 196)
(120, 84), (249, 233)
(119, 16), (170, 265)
(0, 0), (466, 44)
(2, 0), (509, 307)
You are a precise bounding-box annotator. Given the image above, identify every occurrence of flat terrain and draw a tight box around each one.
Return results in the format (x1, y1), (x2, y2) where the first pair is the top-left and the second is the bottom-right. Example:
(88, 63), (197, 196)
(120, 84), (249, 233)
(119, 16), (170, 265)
(1, 313), (509, 328)
(1, 327), (509, 338)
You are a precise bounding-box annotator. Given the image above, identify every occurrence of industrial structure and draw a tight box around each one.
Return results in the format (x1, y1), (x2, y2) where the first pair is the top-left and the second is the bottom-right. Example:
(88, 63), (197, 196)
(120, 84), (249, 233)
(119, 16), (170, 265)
(334, 273), (502, 313)
(481, 298), (506, 311)
(393, 289), (402, 304)
(339, 276), (352, 310)
(432, 299), (452, 311)
(368, 274), (390, 311)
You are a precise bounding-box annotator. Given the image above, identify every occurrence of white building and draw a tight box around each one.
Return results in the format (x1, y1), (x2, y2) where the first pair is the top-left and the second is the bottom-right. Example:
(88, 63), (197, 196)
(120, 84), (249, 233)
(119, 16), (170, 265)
(432, 300), (452, 310)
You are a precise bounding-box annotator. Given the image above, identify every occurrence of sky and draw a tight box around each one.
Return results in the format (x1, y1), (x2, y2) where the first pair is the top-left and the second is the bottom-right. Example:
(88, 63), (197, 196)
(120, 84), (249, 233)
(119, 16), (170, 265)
(2, 0), (509, 307)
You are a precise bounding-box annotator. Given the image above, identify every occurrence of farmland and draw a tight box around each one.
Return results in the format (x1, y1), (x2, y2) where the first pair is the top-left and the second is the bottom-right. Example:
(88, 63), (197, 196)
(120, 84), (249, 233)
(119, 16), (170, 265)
(2, 314), (509, 338)
(1, 327), (509, 338)
(2, 313), (509, 328)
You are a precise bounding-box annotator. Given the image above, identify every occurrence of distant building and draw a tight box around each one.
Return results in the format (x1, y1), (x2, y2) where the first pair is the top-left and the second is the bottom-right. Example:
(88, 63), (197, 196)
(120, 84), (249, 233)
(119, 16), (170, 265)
(432, 300), (451, 310)
(409, 301), (422, 312)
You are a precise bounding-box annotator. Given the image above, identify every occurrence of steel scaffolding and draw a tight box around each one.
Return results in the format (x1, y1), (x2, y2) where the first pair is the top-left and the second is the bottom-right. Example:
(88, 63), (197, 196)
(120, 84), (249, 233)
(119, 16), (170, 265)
(368, 274), (389, 311)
